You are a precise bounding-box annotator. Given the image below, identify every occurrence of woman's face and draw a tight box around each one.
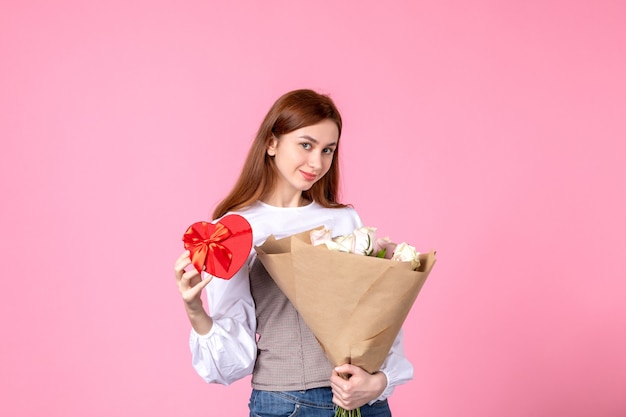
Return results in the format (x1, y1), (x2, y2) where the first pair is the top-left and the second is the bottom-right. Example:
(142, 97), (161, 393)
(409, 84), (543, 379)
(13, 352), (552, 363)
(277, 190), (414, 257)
(267, 119), (339, 202)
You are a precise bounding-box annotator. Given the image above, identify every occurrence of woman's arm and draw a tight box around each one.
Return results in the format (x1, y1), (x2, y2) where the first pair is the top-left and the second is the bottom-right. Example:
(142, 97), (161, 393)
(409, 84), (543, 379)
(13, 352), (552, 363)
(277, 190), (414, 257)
(174, 250), (214, 334)
(175, 251), (257, 385)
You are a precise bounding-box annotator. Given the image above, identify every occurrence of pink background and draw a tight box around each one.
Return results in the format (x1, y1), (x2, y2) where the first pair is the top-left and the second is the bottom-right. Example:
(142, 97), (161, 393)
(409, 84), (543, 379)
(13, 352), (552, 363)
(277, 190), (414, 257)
(1, 1), (625, 416)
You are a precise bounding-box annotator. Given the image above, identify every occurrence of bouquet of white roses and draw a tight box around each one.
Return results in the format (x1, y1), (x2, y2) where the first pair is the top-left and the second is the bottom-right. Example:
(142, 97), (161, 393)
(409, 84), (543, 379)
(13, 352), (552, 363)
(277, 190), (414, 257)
(310, 226), (421, 269)
(255, 226), (436, 417)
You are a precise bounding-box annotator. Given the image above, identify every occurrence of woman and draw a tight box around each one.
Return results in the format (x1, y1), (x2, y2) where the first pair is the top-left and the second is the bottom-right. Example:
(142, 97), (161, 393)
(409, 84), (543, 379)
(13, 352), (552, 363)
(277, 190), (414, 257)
(174, 89), (413, 416)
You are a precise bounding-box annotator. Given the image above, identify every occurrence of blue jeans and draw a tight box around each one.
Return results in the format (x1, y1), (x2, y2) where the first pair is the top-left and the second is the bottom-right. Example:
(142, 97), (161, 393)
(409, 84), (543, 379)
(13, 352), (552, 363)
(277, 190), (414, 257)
(248, 387), (391, 417)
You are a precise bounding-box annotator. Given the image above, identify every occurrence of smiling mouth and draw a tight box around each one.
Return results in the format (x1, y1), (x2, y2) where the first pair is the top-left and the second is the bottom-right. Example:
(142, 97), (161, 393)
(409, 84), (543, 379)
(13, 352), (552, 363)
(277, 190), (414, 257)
(300, 171), (317, 181)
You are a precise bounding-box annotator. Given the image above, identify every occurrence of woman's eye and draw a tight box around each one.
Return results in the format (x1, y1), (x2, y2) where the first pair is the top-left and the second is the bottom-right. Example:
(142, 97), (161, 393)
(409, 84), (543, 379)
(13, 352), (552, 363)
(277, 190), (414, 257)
(301, 143), (312, 150)
(323, 148), (335, 155)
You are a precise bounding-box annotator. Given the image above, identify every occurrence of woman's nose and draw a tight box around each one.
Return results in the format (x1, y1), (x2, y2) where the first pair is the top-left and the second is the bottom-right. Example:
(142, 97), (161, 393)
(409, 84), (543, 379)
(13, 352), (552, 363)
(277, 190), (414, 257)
(308, 151), (322, 169)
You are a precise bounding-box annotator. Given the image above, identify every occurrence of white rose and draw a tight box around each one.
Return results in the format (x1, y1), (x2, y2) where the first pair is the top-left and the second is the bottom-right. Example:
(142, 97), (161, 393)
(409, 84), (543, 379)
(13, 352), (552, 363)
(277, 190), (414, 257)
(391, 242), (420, 270)
(323, 241), (343, 251)
(310, 227), (333, 246)
(351, 227), (377, 256)
(331, 233), (355, 253)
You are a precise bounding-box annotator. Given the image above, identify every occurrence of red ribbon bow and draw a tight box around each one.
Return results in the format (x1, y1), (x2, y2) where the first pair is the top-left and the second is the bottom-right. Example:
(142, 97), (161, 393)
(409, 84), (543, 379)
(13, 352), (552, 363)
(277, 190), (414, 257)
(183, 222), (234, 275)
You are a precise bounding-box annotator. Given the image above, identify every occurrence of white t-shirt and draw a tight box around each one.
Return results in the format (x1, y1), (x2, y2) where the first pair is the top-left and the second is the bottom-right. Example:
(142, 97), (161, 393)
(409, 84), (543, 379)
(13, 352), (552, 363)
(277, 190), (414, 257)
(189, 200), (413, 401)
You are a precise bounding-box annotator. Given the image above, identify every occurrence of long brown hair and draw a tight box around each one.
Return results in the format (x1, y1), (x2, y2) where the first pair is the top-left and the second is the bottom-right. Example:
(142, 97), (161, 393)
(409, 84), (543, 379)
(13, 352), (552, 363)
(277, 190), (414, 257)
(212, 89), (346, 219)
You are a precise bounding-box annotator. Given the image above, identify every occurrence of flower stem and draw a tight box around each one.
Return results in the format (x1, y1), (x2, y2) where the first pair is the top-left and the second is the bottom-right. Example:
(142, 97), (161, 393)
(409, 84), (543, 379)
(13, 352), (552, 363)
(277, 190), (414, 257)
(334, 406), (362, 417)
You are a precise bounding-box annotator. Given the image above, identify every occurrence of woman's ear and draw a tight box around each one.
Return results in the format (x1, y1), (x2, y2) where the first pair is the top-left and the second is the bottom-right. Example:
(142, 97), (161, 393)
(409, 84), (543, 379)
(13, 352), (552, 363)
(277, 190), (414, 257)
(267, 136), (278, 156)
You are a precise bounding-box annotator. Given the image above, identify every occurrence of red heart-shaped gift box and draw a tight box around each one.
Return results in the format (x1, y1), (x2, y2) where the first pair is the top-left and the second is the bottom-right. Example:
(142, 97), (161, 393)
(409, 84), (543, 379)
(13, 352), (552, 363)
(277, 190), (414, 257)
(182, 214), (252, 279)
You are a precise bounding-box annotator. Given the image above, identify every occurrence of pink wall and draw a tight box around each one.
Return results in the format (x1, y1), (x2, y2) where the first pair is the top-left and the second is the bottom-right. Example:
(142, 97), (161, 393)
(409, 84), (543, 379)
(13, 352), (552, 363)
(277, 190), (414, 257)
(1, 1), (625, 416)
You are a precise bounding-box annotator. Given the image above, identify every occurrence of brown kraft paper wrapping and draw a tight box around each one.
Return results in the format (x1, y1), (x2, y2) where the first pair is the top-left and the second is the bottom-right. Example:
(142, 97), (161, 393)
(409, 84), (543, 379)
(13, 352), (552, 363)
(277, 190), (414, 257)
(255, 228), (436, 374)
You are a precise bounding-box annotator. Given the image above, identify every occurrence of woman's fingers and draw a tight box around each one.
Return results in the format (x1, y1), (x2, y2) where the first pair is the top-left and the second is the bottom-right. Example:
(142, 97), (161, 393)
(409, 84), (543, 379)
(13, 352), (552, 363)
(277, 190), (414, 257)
(174, 251), (192, 279)
(174, 250), (214, 307)
(179, 271), (213, 305)
(179, 267), (201, 289)
(184, 274), (212, 296)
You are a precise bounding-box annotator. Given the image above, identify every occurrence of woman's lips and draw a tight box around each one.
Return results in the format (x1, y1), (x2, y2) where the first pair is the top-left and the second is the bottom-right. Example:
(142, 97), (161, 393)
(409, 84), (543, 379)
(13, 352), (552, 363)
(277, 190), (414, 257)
(300, 170), (317, 181)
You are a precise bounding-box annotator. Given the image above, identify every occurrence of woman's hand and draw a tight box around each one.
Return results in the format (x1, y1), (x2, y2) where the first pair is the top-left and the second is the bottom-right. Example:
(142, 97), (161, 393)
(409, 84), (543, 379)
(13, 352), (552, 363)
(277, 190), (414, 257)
(330, 364), (387, 411)
(174, 250), (214, 334)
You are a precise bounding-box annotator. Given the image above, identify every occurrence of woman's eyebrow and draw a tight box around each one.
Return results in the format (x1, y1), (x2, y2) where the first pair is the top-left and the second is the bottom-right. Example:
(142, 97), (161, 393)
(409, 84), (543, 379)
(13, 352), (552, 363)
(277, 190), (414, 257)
(297, 135), (337, 147)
